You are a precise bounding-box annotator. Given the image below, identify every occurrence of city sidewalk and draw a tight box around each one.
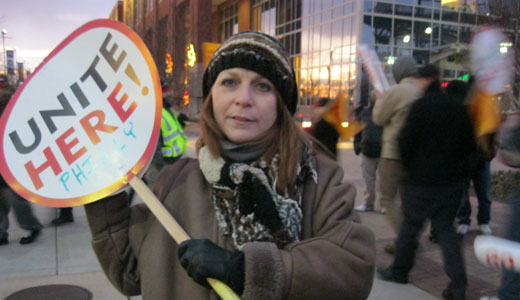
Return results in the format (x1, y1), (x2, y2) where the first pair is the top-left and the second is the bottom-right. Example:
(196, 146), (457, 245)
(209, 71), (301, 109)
(0, 122), (512, 299)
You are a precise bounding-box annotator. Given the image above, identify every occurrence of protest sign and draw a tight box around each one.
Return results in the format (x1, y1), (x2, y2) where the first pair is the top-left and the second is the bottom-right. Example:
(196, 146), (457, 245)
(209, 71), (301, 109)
(322, 92), (365, 141)
(0, 19), (162, 207)
(357, 44), (391, 97)
(475, 235), (520, 272)
(470, 26), (514, 95)
(469, 26), (514, 137)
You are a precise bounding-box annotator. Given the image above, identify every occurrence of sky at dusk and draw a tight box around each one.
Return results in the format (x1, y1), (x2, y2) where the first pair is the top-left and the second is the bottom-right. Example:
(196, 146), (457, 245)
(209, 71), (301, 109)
(0, 0), (117, 71)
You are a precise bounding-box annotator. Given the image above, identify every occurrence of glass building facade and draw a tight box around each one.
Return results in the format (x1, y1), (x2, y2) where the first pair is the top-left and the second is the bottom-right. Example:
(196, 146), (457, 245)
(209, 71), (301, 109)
(363, 0), (490, 84)
(218, 0), (491, 105)
(250, 0), (362, 105)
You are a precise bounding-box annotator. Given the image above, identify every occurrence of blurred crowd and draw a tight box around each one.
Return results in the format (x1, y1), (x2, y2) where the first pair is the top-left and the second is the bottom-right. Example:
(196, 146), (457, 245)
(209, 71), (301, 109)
(311, 54), (519, 300)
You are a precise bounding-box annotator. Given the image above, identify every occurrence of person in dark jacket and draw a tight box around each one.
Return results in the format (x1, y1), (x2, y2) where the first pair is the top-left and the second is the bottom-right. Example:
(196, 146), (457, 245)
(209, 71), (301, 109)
(377, 65), (476, 300)
(354, 98), (383, 212)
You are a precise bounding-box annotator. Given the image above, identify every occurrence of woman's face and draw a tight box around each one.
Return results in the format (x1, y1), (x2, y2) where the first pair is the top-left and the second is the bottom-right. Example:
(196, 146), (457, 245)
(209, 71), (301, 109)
(211, 68), (278, 144)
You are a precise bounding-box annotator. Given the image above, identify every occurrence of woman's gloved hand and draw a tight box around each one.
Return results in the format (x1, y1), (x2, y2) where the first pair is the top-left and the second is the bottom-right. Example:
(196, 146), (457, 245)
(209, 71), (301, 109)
(178, 239), (245, 295)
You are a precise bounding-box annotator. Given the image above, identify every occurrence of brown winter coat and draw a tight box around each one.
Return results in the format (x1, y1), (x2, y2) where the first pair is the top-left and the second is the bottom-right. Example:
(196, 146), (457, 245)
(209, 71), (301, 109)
(85, 152), (375, 300)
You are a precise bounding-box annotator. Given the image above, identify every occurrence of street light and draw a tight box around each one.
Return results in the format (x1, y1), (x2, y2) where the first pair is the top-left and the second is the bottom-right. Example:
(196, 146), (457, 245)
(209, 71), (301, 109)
(2, 29), (7, 75)
(328, 47), (335, 99)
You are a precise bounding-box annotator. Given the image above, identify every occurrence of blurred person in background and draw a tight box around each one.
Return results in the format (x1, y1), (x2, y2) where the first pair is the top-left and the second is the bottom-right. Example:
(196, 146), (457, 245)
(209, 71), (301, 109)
(455, 77), (495, 236)
(378, 64), (475, 300)
(480, 188), (520, 300)
(372, 56), (423, 253)
(51, 207), (74, 226)
(481, 109), (520, 300)
(142, 80), (188, 187)
(311, 97), (340, 159)
(354, 80), (383, 213)
(0, 82), (43, 244)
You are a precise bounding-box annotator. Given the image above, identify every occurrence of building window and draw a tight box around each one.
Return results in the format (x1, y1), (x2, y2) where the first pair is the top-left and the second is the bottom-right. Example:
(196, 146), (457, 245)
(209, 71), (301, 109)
(417, 0), (434, 6)
(125, 1), (133, 26)
(145, 0), (153, 14)
(459, 26), (473, 44)
(219, 2), (238, 41)
(432, 22), (440, 46)
(374, 2), (393, 14)
(441, 24), (458, 45)
(364, 1), (374, 13)
(414, 6), (432, 19)
(373, 17), (392, 45)
(394, 19), (412, 47)
(414, 21), (432, 48)
(441, 9), (458, 23)
(395, 5), (413, 17)
(135, 0), (142, 24)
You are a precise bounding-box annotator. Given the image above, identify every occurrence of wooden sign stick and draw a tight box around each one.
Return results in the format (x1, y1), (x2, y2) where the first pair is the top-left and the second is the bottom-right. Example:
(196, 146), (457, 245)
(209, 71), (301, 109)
(129, 176), (241, 300)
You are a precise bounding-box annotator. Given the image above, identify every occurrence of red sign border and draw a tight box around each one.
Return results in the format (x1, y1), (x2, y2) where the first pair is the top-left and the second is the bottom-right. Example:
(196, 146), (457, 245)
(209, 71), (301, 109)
(0, 19), (162, 207)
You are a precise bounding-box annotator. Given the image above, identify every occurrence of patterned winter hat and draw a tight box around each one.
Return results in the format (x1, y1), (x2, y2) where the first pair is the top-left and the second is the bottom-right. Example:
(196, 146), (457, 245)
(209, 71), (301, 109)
(202, 31), (298, 115)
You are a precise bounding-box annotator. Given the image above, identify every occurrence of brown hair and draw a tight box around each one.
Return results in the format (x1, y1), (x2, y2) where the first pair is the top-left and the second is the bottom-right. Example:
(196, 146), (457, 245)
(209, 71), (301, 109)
(197, 94), (309, 194)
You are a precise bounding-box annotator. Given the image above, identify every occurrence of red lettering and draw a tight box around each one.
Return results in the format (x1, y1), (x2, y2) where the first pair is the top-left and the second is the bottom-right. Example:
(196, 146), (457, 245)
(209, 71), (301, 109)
(56, 127), (87, 165)
(25, 146), (62, 190)
(486, 248), (500, 268)
(107, 82), (137, 122)
(501, 252), (515, 270)
(80, 110), (118, 145)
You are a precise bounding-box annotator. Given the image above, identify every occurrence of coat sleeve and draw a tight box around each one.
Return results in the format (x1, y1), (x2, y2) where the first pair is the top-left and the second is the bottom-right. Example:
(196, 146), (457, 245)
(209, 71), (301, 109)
(372, 86), (400, 126)
(241, 159), (376, 300)
(84, 191), (145, 296)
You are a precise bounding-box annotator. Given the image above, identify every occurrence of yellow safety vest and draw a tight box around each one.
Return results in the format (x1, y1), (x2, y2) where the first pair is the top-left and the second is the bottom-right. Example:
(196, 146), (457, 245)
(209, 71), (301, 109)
(161, 107), (187, 158)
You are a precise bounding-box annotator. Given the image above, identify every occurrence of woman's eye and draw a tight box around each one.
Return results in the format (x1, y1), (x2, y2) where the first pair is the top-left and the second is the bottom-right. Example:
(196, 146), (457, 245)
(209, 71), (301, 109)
(257, 82), (272, 92)
(221, 78), (237, 87)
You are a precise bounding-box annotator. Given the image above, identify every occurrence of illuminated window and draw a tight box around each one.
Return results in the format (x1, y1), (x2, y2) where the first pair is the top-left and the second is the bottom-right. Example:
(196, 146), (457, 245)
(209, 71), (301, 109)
(145, 0), (153, 14)
(219, 2), (238, 41)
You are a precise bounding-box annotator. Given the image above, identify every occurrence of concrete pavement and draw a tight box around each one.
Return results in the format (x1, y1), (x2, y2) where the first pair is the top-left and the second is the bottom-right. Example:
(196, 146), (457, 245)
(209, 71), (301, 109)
(0, 122), (510, 299)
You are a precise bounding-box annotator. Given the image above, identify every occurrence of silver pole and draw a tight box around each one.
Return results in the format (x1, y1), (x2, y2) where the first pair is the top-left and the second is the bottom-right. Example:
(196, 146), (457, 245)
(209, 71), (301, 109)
(1, 29), (7, 75)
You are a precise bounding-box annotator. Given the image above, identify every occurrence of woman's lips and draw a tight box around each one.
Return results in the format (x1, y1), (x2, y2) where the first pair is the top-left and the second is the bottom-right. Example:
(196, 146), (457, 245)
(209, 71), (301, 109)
(231, 116), (253, 122)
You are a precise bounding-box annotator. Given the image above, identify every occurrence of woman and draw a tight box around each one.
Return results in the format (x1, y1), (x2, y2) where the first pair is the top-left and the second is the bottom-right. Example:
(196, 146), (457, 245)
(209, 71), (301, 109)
(85, 31), (375, 300)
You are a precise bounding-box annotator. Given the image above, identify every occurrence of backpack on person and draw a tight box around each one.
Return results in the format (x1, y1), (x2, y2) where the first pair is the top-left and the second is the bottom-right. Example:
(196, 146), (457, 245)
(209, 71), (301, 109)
(359, 106), (383, 158)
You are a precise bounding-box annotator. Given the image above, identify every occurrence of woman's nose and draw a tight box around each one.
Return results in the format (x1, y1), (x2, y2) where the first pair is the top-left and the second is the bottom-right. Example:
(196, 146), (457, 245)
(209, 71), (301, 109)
(234, 84), (253, 106)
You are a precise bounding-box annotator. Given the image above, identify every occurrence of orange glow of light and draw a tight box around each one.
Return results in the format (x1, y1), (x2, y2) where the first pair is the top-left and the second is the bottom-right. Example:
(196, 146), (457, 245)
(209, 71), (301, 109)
(165, 53), (173, 74)
(183, 90), (190, 106)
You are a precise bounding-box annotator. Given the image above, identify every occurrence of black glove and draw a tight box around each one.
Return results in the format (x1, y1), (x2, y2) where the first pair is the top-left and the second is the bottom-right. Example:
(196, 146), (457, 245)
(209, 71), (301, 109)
(177, 239), (245, 295)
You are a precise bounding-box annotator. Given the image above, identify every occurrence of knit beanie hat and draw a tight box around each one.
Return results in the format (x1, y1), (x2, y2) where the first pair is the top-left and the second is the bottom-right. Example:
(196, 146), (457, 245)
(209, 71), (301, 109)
(202, 31), (298, 115)
(392, 56), (418, 83)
